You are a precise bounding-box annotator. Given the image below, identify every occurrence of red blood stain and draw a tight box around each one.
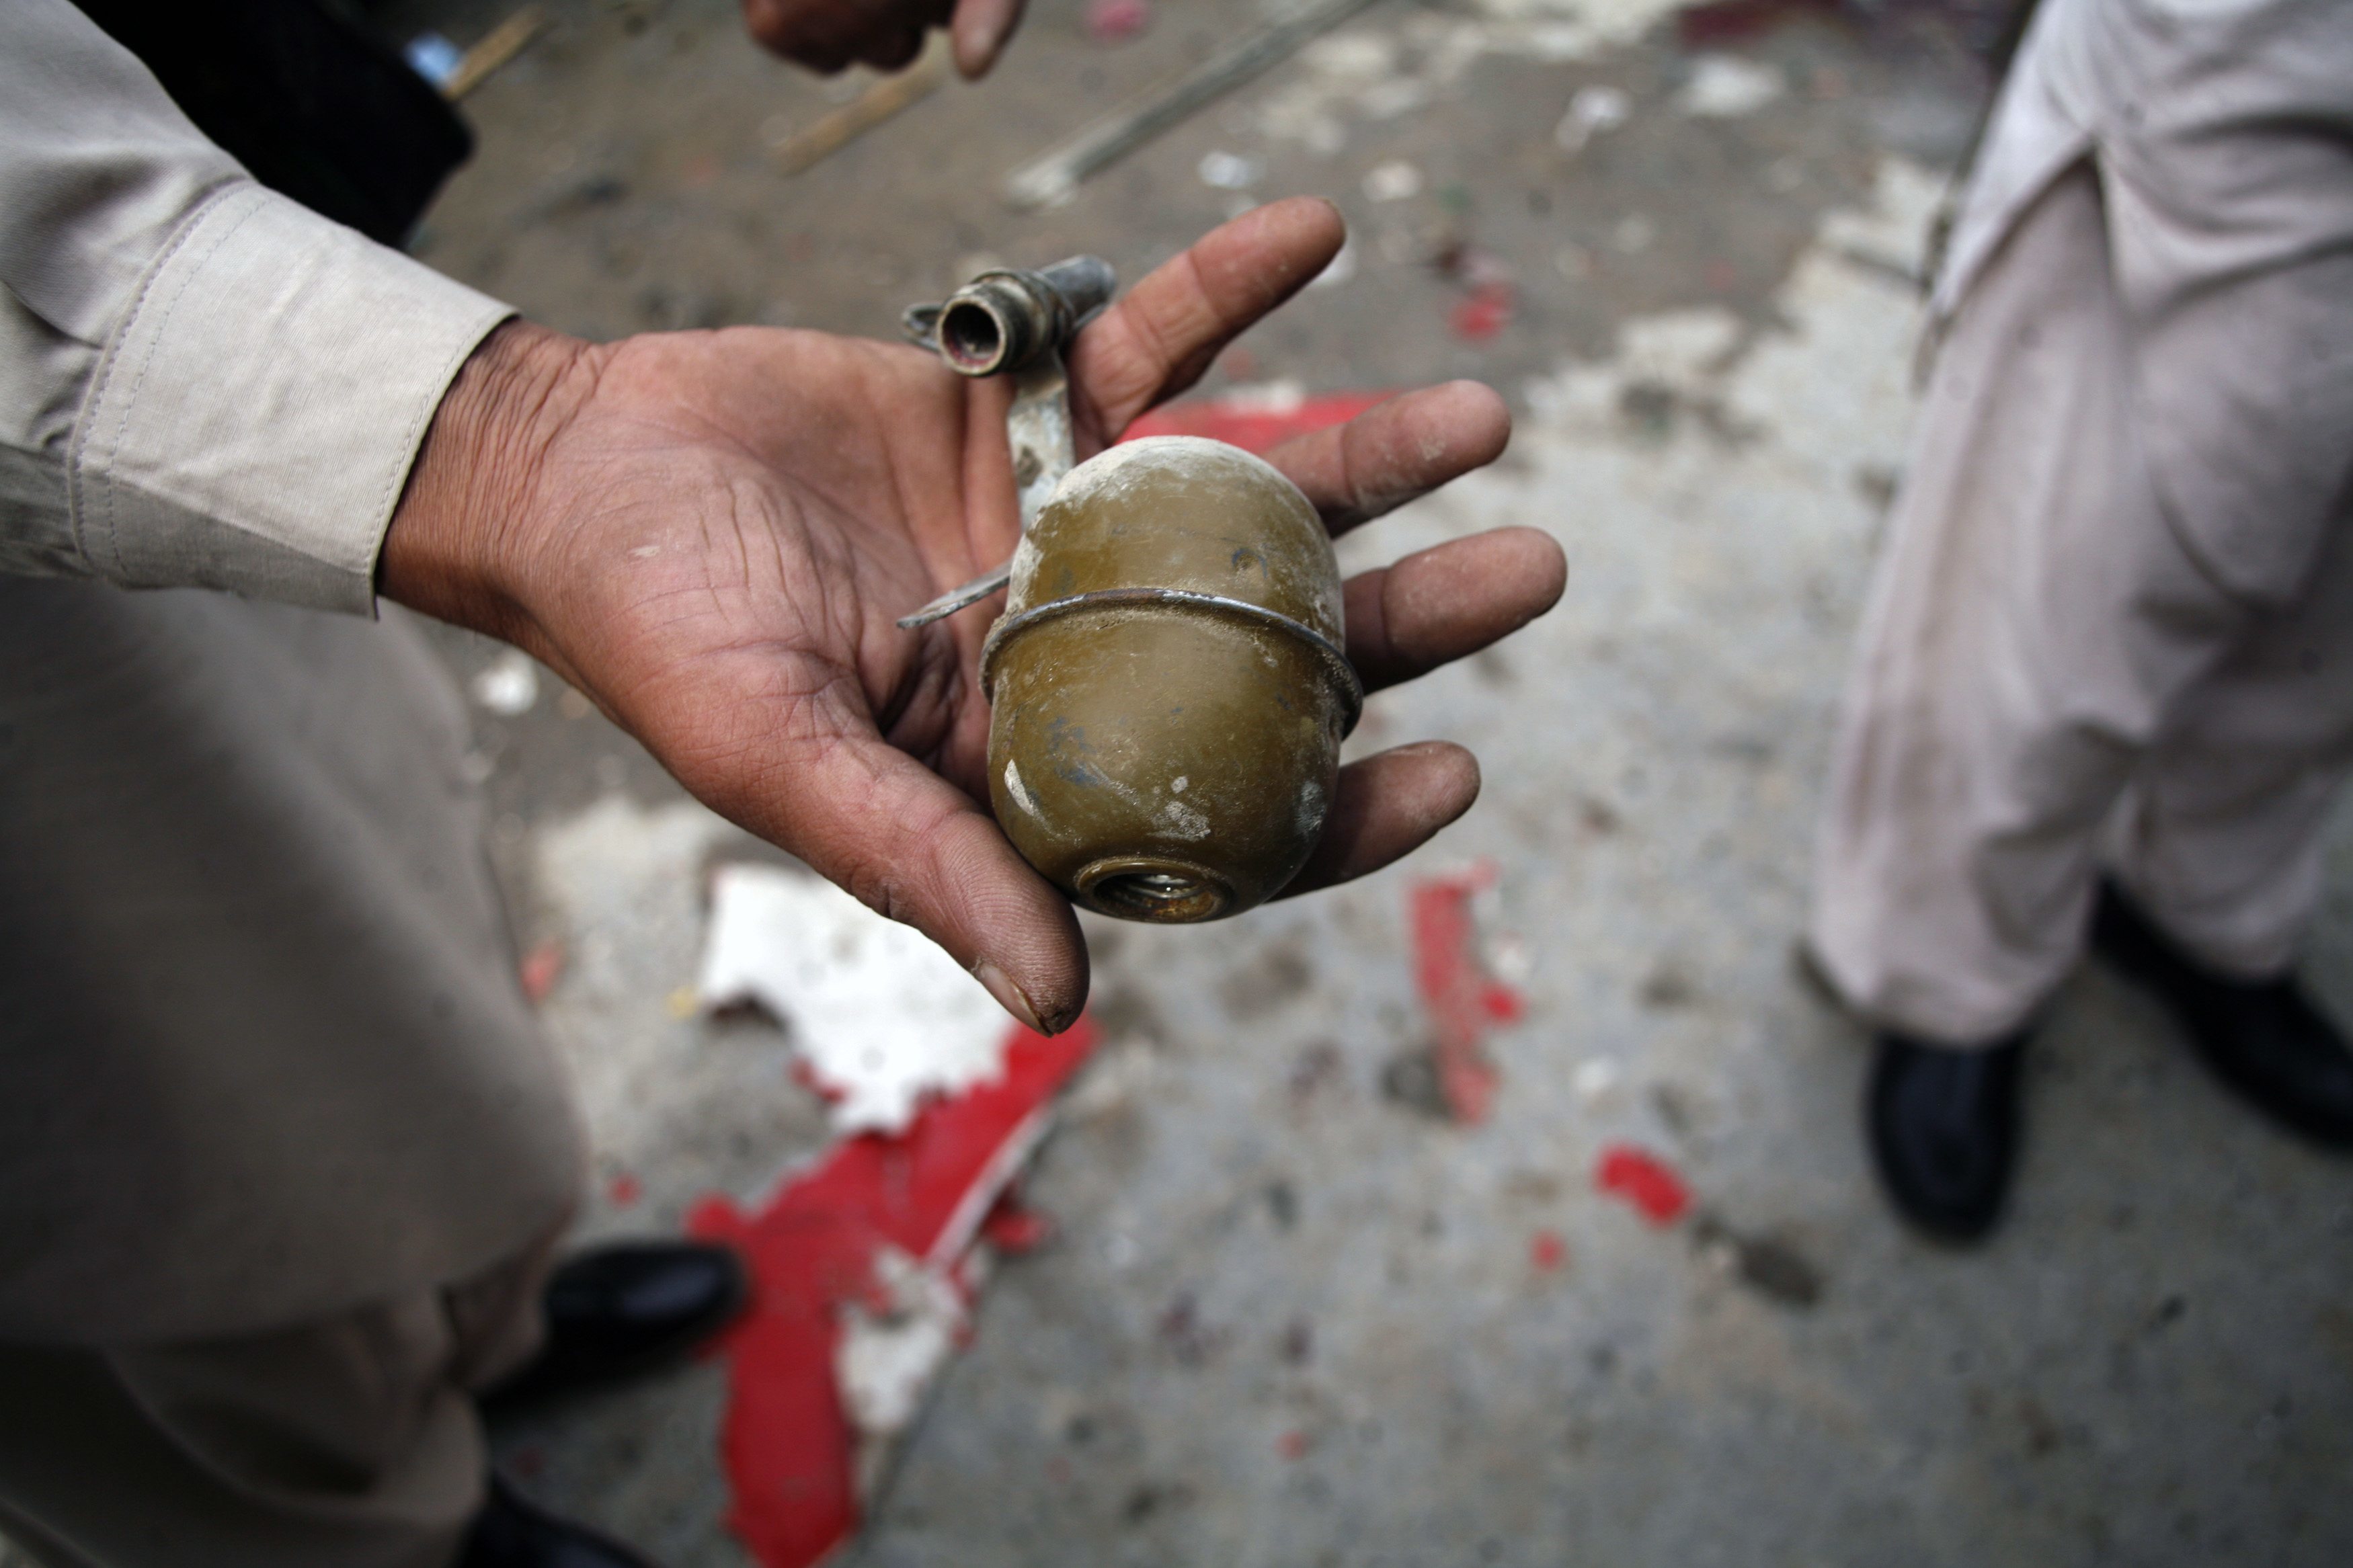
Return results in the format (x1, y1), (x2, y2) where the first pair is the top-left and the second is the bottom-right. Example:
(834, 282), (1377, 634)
(1594, 1144), (1691, 1227)
(1277, 1430), (1310, 1460)
(1530, 1229), (1568, 1272)
(1449, 282), (1516, 343)
(518, 940), (565, 1004)
(607, 1171), (642, 1208)
(1409, 865), (1525, 1124)
(688, 1017), (1100, 1567)
(1121, 390), (1392, 455)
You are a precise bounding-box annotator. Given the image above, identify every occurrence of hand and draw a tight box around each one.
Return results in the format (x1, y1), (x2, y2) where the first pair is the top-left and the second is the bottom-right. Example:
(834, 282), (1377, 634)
(383, 200), (1565, 1034)
(740, 0), (1025, 78)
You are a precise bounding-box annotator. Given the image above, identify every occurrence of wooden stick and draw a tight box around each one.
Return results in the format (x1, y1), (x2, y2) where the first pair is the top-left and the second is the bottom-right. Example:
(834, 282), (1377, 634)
(444, 5), (550, 101)
(771, 34), (952, 177)
(1002, 0), (1385, 211)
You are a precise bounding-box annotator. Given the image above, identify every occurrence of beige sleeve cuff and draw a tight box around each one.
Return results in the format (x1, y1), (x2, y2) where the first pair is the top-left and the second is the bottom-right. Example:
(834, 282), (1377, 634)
(68, 180), (513, 614)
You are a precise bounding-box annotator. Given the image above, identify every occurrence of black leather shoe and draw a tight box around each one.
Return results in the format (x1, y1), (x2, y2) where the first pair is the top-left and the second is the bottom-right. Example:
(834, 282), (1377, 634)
(486, 1241), (748, 1407)
(2091, 883), (2353, 1149)
(461, 1474), (662, 1568)
(1867, 1031), (2027, 1242)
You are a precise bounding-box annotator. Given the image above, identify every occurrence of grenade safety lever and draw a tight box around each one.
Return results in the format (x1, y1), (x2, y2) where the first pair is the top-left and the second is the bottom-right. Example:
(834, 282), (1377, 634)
(895, 255), (1117, 629)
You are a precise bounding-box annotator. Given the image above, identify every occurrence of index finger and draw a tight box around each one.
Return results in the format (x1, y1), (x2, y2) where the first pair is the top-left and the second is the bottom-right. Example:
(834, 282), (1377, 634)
(1067, 198), (1345, 447)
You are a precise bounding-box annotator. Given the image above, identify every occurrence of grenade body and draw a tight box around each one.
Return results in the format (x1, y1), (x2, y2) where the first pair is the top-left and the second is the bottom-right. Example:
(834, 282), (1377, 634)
(982, 436), (1359, 923)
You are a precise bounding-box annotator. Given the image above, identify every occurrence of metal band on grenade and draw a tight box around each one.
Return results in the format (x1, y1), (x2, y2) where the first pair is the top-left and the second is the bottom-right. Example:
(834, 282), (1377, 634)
(980, 587), (1364, 737)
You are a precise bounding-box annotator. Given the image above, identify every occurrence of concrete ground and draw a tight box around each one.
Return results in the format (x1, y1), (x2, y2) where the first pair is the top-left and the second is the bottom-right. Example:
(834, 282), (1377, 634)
(17, 3), (2338, 1565)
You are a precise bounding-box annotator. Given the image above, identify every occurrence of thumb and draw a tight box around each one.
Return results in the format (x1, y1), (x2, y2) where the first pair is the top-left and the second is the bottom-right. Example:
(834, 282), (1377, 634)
(949, 0), (1027, 77)
(748, 729), (1089, 1034)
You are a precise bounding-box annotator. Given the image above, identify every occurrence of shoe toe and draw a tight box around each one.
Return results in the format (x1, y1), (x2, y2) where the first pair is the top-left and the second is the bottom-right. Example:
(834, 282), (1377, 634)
(1868, 1034), (2023, 1242)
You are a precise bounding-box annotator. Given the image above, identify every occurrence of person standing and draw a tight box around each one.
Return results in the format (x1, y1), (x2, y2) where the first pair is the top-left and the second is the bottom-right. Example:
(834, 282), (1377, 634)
(1810, 0), (2353, 1240)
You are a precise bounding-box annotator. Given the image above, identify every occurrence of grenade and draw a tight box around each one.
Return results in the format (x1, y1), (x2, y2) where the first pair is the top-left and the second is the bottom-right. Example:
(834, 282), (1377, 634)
(899, 259), (1362, 922)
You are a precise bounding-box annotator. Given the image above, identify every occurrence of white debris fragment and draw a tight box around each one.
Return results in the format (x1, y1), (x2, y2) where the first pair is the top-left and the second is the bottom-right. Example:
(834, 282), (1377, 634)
(1678, 54), (1785, 119)
(1573, 1056), (1623, 1104)
(1612, 213), (1657, 253)
(1219, 378), (1309, 415)
(1554, 83), (1630, 152)
(470, 649), (541, 716)
(836, 1246), (965, 1438)
(1062, 1040), (1159, 1122)
(1197, 149), (1265, 190)
(1361, 159), (1423, 202)
(1817, 158), (1950, 284)
(696, 862), (1008, 1132)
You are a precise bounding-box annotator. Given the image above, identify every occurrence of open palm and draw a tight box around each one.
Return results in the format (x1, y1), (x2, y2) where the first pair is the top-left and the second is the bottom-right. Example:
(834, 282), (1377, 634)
(386, 200), (1564, 1032)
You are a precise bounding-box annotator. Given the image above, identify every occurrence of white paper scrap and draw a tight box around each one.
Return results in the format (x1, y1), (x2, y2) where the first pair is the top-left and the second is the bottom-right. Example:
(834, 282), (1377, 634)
(696, 862), (1008, 1133)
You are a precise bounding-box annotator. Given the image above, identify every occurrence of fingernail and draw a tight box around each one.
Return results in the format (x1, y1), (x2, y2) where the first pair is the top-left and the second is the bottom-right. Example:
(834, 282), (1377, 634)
(973, 961), (1047, 1035)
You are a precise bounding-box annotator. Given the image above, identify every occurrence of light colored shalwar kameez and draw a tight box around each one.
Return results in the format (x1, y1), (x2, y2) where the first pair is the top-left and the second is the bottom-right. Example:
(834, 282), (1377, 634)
(0, 2), (585, 1563)
(1810, 0), (2353, 1045)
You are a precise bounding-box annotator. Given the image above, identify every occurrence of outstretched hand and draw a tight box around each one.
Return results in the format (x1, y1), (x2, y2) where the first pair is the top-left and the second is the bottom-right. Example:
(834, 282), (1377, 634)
(383, 200), (1565, 1034)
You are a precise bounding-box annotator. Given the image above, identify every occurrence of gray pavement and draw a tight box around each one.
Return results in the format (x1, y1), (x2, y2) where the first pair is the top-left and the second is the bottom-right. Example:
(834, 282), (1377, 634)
(21, 3), (2347, 1566)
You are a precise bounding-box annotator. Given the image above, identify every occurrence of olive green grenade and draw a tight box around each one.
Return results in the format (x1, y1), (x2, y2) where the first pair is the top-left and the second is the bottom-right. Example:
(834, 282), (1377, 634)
(899, 259), (1361, 922)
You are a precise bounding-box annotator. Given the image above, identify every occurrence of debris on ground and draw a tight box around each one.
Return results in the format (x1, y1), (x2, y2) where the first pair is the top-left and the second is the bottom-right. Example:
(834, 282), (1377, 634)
(1451, 281), (1516, 341)
(1196, 149), (1265, 190)
(1082, 0), (1154, 47)
(471, 648), (541, 715)
(696, 862), (1007, 1133)
(689, 1017), (1102, 1568)
(1433, 243), (1518, 343)
(403, 32), (465, 91)
(1531, 1229), (1570, 1272)
(1692, 1212), (1824, 1307)
(1554, 82), (1631, 153)
(1408, 864), (1527, 1124)
(518, 939), (565, 1003)
(1677, 53), (1786, 118)
(440, 6), (551, 101)
(1362, 158), (1425, 202)
(1594, 1143), (1692, 1226)
(1003, 0), (1382, 209)
(772, 33), (951, 176)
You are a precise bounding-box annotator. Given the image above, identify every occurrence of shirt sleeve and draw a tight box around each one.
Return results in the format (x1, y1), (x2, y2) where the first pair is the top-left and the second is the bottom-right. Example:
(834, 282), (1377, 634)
(0, 0), (514, 614)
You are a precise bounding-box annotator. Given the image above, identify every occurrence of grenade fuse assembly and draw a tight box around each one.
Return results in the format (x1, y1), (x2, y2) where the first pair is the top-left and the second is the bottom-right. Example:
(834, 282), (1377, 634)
(900, 259), (1360, 923)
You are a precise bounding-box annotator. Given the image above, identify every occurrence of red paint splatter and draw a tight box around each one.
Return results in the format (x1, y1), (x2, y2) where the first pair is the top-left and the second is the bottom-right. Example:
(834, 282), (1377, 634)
(1277, 1430), (1310, 1460)
(688, 1017), (1101, 1567)
(1530, 1229), (1568, 1272)
(1594, 1145), (1691, 1227)
(1082, 0), (1153, 46)
(979, 1193), (1055, 1255)
(1121, 390), (1392, 455)
(1409, 865), (1525, 1124)
(1449, 282), (1516, 343)
(519, 940), (565, 1004)
(607, 1171), (642, 1208)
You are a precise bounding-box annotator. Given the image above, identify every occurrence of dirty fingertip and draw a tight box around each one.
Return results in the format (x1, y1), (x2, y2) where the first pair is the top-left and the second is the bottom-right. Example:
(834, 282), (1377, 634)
(974, 960), (1048, 1034)
(1398, 739), (1482, 824)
